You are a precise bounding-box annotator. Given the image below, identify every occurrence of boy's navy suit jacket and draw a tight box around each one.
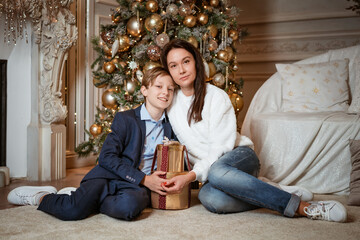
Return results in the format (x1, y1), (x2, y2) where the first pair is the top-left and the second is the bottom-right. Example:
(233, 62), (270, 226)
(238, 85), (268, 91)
(82, 106), (177, 186)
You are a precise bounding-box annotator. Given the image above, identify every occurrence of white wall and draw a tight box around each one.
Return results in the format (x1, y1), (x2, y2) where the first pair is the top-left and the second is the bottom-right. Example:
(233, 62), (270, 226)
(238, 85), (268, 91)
(0, 20), (32, 178)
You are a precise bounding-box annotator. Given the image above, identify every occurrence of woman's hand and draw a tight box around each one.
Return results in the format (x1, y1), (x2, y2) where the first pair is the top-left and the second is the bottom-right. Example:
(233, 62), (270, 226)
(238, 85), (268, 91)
(163, 171), (196, 194)
(141, 171), (167, 195)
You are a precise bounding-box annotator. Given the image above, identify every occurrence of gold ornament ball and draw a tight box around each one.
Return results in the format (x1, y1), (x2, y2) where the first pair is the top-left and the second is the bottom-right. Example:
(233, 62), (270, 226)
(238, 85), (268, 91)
(225, 46), (234, 61)
(126, 16), (144, 37)
(146, 0), (158, 12)
(125, 80), (139, 94)
(209, 0), (219, 7)
(93, 78), (107, 88)
(145, 14), (163, 32)
(102, 89), (118, 109)
(183, 15), (197, 28)
(212, 73), (225, 89)
(229, 29), (239, 41)
(166, 3), (178, 15)
(208, 39), (218, 51)
(187, 36), (198, 48)
(229, 93), (244, 113)
(179, 4), (191, 16)
(217, 50), (230, 62)
(197, 13), (209, 25)
(143, 61), (162, 72)
(90, 123), (102, 137)
(208, 62), (217, 77)
(135, 0), (143, 2)
(207, 25), (218, 38)
(103, 61), (116, 74)
(155, 33), (170, 48)
(117, 34), (130, 52)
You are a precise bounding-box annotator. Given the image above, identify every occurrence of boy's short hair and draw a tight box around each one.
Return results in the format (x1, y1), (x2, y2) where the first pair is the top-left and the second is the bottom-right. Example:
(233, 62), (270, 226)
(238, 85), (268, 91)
(141, 66), (172, 89)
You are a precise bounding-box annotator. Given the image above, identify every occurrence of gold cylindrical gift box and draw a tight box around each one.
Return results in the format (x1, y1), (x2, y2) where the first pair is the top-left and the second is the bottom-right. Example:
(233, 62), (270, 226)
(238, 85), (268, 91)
(151, 172), (190, 210)
(155, 144), (185, 172)
(151, 143), (191, 210)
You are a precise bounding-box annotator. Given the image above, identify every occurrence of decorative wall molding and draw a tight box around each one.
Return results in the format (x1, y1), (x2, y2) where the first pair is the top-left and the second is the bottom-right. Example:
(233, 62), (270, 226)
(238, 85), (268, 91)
(39, 1), (78, 124)
(242, 30), (360, 42)
(238, 11), (356, 25)
(237, 35), (360, 62)
(236, 72), (274, 81)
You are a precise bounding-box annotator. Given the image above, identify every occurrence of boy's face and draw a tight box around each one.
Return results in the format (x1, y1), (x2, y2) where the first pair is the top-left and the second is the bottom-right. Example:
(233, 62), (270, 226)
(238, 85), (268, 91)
(141, 74), (175, 112)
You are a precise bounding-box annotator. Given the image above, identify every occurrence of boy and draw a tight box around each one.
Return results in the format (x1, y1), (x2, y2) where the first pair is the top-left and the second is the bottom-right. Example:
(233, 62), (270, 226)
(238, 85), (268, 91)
(8, 67), (177, 221)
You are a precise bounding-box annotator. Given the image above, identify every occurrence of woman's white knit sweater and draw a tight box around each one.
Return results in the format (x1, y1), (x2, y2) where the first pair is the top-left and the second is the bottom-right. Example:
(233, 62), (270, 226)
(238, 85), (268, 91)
(167, 84), (253, 183)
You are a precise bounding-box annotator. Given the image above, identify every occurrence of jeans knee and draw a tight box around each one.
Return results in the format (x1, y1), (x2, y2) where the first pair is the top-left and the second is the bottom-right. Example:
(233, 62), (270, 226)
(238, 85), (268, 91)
(198, 184), (227, 214)
(211, 146), (260, 178)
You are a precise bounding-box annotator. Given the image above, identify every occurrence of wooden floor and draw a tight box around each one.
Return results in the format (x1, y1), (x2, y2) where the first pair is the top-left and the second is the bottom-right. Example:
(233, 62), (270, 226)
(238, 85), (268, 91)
(0, 166), (94, 210)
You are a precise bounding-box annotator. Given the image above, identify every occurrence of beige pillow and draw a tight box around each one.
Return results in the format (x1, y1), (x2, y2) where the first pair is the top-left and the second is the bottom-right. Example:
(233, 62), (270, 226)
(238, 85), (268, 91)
(277, 59), (350, 112)
(348, 57), (360, 113)
(349, 139), (360, 206)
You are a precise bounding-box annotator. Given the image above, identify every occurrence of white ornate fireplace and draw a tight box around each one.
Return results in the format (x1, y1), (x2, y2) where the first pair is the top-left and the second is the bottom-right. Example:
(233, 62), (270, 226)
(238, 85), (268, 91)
(0, 0), (78, 181)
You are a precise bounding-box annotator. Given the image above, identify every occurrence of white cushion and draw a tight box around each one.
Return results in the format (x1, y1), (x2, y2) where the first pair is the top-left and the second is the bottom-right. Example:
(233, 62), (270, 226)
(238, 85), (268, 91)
(276, 59), (350, 112)
(348, 57), (360, 113)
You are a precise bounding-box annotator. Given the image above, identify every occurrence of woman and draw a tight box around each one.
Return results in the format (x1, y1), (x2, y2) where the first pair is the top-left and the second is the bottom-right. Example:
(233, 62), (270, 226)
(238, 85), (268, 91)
(160, 39), (347, 223)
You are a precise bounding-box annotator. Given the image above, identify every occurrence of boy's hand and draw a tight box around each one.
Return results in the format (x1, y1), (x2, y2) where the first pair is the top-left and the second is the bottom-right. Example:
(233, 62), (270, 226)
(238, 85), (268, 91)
(141, 171), (168, 195)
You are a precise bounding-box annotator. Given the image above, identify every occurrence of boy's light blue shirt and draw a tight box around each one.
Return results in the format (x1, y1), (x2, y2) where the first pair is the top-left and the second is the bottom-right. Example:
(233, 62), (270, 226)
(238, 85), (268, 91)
(139, 104), (165, 175)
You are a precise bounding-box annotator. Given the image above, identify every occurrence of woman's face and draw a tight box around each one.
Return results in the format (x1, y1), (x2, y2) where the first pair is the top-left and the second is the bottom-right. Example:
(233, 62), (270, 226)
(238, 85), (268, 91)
(166, 48), (197, 93)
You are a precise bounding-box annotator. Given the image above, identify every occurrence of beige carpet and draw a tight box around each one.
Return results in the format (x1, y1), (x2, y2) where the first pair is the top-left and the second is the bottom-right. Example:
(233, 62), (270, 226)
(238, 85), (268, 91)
(1, 192), (360, 240)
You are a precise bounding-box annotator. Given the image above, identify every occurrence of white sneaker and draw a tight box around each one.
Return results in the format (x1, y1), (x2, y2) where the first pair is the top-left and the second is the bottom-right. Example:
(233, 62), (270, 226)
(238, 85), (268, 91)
(57, 187), (77, 195)
(7, 186), (57, 206)
(304, 200), (347, 223)
(279, 185), (314, 202)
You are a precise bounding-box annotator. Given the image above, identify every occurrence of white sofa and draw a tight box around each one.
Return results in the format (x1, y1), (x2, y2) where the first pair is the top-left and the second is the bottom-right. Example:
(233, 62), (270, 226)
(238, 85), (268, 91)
(241, 45), (360, 195)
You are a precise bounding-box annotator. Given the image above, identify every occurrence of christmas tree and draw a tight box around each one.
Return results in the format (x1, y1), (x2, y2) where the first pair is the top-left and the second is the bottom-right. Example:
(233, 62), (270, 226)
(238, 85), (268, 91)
(75, 0), (247, 158)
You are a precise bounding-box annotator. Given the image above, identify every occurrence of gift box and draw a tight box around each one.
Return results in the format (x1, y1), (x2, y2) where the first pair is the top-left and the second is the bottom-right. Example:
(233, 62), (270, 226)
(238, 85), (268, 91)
(151, 172), (191, 210)
(155, 143), (185, 172)
(150, 142), (191, 210)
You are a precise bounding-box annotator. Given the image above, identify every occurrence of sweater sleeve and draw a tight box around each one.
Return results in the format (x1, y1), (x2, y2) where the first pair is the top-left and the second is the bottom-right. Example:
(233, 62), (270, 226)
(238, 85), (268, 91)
(192, 87), (238, 183)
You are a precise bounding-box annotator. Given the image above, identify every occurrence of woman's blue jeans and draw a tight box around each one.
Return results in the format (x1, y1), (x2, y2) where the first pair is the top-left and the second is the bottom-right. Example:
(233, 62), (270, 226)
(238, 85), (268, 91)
(198, 146), (300, 217)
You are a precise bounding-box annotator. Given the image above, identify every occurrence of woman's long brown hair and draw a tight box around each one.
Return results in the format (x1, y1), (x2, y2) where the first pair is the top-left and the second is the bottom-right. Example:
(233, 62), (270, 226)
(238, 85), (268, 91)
(160, 39), (207, 125)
